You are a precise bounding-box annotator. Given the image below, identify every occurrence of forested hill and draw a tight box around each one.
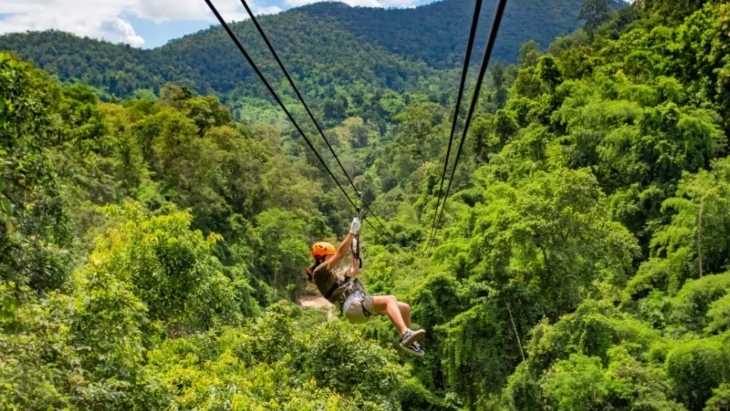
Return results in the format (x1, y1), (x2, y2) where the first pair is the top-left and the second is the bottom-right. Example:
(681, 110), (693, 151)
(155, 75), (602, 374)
(0, 0), (601, 99)
(296, 0), (596, 68)
(0, 19), (430, 102)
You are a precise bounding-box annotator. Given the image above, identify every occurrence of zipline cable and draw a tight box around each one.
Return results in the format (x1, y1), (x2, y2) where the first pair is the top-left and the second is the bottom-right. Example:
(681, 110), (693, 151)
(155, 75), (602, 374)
(431, 0), (509, 241)
(426, 0), (484, 248)
(237, 0), (392, 237)
(203, 0), (385, 238)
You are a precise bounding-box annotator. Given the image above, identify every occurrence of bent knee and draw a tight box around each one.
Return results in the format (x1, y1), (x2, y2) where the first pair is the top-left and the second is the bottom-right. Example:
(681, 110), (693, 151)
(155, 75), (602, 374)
(375, 295), (397, 304)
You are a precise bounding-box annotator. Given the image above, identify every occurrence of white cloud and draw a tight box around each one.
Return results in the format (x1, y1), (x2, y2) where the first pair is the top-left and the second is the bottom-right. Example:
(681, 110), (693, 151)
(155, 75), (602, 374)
(284, 0), (380, 7)
(130, 0), (256, 23)
(284, 0), (418, 8)
(0, 0), (282, 47)
(378, 0), (419, 7)
(0, 0), (422, 47)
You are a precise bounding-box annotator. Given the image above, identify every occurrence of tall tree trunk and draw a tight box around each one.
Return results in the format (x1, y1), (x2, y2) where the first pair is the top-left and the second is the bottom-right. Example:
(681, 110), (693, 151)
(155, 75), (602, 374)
(273, 267), (278, 300)
(698, 197), (704, 277)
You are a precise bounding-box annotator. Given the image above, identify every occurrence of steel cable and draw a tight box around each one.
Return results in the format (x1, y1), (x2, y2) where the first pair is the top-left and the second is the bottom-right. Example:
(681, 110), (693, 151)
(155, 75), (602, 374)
(426, 0), (484, 248)
(431, 0), (509, 241)
(203, 0), (386, 238)
(237, 0), (392, 237)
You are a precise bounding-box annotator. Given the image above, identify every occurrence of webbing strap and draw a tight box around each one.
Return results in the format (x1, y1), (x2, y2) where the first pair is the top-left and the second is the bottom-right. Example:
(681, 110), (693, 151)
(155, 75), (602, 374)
(362, 302), (373, 317)
(351, 234), (363, 269)
(324, 282), (340, 300)
(352, 207), (367, 265)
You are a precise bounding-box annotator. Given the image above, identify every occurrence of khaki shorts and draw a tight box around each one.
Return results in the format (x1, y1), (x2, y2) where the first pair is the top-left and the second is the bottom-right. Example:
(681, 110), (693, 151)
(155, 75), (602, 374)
(342, 290), (375, 324)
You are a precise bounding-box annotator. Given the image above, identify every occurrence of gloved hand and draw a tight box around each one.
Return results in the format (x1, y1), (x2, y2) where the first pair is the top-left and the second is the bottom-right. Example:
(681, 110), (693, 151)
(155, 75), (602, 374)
(349, 217), (361, 235)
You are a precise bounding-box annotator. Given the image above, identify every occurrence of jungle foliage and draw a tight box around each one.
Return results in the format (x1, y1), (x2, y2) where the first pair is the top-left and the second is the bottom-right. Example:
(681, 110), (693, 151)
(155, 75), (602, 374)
(2, 0), (730, 409)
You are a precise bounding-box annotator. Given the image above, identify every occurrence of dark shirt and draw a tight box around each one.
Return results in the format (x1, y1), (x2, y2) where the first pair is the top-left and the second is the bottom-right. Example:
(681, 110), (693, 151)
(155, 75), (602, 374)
(313, 263), (345, 304)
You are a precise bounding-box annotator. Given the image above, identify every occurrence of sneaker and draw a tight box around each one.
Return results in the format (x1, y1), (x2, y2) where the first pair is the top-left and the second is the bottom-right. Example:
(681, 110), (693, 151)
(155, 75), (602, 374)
(412, 341), (426, 356)
(401, 340), (425, 356)
(400, 328), (426, 348)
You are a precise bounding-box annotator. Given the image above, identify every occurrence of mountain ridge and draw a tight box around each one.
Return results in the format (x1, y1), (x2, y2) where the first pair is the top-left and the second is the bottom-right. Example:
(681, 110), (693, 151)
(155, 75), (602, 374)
(0, 0), (606, 99)
(293, 0), (592, 67)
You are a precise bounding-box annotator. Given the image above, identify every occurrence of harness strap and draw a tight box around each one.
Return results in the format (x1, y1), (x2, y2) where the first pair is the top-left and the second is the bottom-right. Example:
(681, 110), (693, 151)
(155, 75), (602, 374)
(324, 282), (340, 300)
(350, 234), (363, 269)
(351, 206), (367, 268)
(325, 276), (354, 302)
(362, 302), (373, 317)
(340, 289), (374, 318)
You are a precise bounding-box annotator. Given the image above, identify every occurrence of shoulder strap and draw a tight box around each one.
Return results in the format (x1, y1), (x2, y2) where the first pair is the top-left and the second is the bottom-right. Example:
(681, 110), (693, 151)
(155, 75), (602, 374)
(324, 282), (341, 300)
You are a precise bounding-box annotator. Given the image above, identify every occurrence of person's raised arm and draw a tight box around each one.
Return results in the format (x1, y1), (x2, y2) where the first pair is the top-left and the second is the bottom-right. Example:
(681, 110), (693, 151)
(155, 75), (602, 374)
(325, 217), (361, 270)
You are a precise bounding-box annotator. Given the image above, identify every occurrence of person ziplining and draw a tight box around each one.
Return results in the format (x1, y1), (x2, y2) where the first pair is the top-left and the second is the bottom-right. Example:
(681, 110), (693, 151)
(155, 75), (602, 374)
(305, 216), (426, 356)
(205, 0), (508, 358)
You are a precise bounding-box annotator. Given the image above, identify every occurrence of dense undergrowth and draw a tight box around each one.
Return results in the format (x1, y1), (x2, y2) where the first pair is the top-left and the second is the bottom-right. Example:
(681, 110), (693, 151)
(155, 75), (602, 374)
(2, 0), (730, 409)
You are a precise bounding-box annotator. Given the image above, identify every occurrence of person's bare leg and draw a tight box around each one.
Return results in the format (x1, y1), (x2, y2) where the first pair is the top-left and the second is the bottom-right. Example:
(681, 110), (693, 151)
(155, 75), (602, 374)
(398, 302), (412, 328)
(372, 295), (408, 335)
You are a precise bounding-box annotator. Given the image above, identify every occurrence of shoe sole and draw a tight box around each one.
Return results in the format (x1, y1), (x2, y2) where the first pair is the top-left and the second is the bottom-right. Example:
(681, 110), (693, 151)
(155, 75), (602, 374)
(400, 329), (426, 347)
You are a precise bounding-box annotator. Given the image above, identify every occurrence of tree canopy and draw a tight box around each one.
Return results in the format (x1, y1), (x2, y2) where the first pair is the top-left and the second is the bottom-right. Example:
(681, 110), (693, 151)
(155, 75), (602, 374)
(1, 0), (730, 408)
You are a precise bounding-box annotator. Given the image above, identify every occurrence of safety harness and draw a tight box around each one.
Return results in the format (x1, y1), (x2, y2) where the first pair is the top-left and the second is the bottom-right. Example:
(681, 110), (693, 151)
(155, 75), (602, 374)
(315, 239), (364, 303)
(341, 208), (373, 319)
(307, 210), (373, 319)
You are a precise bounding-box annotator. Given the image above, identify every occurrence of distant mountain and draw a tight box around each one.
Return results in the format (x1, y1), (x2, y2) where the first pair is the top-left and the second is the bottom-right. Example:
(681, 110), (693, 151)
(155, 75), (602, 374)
(296, 0), (593, 68)
(0, 17), (432, 101)
(0, 0), (611, 100)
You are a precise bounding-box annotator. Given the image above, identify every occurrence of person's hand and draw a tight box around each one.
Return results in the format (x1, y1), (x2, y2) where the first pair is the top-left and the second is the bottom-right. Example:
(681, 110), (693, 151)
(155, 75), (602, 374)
(349, 217), (361, 235)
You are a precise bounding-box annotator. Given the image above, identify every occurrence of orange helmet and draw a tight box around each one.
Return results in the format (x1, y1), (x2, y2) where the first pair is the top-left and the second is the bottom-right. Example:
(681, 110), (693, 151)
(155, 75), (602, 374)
(311, 242), (336, 259)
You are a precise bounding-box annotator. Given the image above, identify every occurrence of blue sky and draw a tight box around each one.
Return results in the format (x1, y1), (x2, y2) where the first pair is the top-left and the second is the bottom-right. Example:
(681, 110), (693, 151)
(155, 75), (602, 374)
(122, 14), (213, 49)
(0, 0), (438, 49)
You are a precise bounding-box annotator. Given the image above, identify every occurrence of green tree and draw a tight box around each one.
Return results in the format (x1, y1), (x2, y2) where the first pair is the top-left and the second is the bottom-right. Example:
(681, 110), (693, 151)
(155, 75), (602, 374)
(91, 203), (248, 333)
(579, 0), (612, 34)
(540, 354), (614, 410)
(491, 62), (508, 109)
(0, 53), (72, 293)
(667, 340), (729, 411)
(250, 209), (310, 298)
(705, 384), (730, 411)
(628, 158), (730, 297)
